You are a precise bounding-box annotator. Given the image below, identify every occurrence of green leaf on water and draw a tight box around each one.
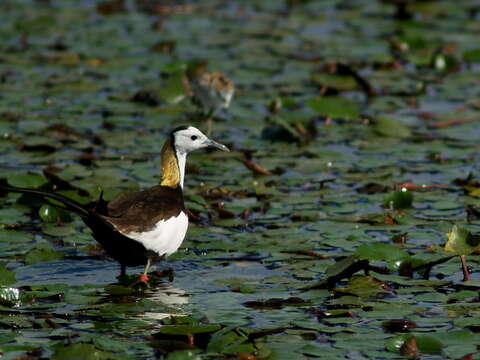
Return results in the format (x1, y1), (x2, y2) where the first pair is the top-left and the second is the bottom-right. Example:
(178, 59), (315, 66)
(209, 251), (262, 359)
(463, 48), (480, 63)
(445, 225), (480, 256)
(157, 324), (221, 336)
(0, 263), (16, 286)
(325, 256), (359, 278)
(373, 116), (411, 138)
(158, 72), (187, 105)
(310, 73), (358, 92)
(355, 243), (410, 262)
(386, 334), (442, 354)
(207, 326), (246, 353)
(25, 243), (64, 265)
(7, 173), (48, 188)
(52, 343), (113, 360)
(306, 96), (359, 119)
(415, 335), (443, 354)
(336, 275), (386, 297)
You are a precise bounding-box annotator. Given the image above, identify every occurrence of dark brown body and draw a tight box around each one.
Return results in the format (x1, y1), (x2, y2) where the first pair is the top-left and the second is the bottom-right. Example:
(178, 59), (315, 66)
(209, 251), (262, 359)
(0, 184), (185, 270)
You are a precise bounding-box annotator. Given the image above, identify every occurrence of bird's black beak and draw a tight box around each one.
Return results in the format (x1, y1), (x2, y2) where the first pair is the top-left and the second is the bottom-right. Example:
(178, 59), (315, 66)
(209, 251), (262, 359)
(203, 139), (230, 152)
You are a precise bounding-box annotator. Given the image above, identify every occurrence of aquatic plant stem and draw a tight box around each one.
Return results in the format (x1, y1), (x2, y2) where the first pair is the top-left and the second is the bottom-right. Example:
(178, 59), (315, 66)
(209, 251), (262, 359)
(460, 255), (471, 282)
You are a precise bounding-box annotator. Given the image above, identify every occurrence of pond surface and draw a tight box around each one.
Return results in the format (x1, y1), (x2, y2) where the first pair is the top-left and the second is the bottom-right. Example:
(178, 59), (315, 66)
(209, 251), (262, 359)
(1, 0), (480, 359)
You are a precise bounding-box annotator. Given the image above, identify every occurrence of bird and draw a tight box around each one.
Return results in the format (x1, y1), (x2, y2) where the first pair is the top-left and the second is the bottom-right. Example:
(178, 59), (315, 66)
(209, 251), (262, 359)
(0, 126), (229, 282)
(186, 63), (235, 135)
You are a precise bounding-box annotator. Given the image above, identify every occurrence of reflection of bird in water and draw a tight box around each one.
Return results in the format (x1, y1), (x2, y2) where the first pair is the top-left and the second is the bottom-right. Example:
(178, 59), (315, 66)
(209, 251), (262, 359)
(140, 281), (189, 321)
(186, 63), (235, 135)
(0, 126), (229, 283)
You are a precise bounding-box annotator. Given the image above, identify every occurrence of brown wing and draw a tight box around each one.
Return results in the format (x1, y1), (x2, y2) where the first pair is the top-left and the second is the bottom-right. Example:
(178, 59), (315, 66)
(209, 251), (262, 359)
(103, 185), (184, 234)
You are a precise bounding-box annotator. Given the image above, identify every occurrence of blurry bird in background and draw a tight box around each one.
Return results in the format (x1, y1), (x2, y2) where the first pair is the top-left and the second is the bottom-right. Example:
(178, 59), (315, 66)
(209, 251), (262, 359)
(186, 62), (234, 134)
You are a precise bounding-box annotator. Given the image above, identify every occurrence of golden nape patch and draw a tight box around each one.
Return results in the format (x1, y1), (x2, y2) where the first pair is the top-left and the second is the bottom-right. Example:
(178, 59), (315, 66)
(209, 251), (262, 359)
(160, 138), (180, 188)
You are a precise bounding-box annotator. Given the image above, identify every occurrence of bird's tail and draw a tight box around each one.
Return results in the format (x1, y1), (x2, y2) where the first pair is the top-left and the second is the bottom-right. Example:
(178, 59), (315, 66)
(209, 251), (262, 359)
(0, 184), (92, 218)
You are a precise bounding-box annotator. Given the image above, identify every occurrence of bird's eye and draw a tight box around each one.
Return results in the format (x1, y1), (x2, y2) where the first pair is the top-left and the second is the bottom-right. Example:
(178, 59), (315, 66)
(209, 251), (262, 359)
(191, 135), (198, 140)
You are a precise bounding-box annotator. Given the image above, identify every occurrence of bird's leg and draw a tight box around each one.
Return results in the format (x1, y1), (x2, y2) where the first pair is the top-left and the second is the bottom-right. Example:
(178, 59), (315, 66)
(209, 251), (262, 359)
(138, 257), (152, 282)
(117, 264), (128, 282)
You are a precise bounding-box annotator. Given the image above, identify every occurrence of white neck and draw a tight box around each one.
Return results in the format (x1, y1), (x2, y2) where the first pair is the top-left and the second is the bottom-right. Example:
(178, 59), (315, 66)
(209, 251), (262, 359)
(176, 150), (187, 188)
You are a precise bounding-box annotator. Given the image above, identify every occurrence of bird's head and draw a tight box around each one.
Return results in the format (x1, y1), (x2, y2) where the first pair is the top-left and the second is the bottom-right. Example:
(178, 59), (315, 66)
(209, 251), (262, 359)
(170, 126), (229, 154)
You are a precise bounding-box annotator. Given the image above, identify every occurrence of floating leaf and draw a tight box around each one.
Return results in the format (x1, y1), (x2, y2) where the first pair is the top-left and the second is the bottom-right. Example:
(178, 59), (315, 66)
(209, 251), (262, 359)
(158, 72), (187, 105)
(355, 243), (410, 263)
(306, 96), (359, 119)
(7, 173), (48, 188)
(25, 244), (64, 265)
(0, 263), (16, 286)
(463, 48), (480, 63)
(373, 116), (411, 138)
(157, 324), (221, 336)
(386, 334), (442, 354)
(52, 343), (113, 360)
(310, 73), (358, 92)
(336, 275), (386, 297)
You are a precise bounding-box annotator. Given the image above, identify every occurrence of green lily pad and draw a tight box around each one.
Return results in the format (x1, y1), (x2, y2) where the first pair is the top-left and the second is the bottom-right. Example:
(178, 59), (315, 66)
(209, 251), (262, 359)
(158, 72), (187, 105)
(386, 334), (442, 354)
(52, 343), (113, 360)
(25, 243), (65, 265)
(0, 263), (16, 286)
(355, 243), (410, 263)
(306, 96), (359, 119)
(463, 48), (480, 63)
(7, 173), (48, 188)
(373, 116), (411, 138)
(157, 324), (221, 336)
(336, 275), (386, 297)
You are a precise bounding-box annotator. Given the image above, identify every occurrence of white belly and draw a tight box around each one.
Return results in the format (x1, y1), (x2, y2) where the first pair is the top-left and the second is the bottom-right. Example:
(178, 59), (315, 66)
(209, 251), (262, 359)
(126, 212), (189, 256)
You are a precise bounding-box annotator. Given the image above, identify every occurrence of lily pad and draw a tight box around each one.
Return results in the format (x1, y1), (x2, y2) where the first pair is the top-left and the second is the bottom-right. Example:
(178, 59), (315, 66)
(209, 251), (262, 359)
(373, 116), (411, 138)
(355, 243), (410, 263)
(7, 173), (48, 188)
(24, 243), (65, 265)
(306, 96), (359, 119)
(52, 343), (113, 360)
(0, 263), (16, 286)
